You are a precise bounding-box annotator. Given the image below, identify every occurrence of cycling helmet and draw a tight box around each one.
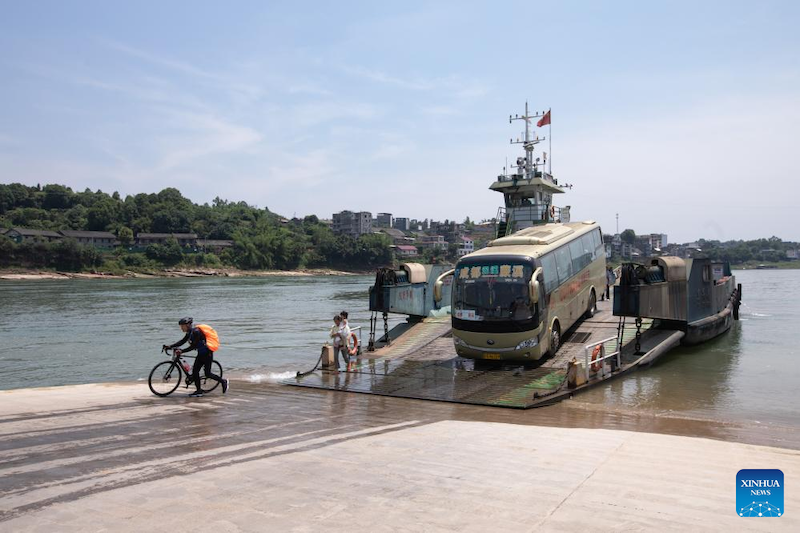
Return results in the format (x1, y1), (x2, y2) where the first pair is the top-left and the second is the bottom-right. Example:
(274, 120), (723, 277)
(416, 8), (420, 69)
(178, 317), (193, 325)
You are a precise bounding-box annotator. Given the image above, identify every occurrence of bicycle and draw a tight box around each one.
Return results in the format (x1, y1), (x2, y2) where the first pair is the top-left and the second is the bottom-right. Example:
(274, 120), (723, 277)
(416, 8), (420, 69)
(148, 347), (224, 397)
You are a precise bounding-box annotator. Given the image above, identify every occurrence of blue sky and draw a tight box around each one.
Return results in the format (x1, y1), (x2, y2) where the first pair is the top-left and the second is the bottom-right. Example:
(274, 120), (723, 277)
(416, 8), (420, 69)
(1, 1), (798, 242)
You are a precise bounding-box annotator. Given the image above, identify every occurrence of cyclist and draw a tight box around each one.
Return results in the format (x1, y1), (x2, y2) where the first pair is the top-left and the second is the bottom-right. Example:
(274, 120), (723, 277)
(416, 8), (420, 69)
(164, 317), (228, 397)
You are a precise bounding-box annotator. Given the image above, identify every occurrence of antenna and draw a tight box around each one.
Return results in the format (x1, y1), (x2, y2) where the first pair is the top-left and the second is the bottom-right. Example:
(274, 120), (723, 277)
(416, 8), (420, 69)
(509, 102), (547, 180)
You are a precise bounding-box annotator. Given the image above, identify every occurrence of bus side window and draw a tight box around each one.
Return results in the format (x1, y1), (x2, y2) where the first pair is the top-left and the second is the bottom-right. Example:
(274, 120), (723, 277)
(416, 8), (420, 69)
(594, 229), (603, 257)
(569, 239), (585, 273)
(540, 253), (558, 293)
(555, 245), (573, 284)
(580, 233), (595, 263)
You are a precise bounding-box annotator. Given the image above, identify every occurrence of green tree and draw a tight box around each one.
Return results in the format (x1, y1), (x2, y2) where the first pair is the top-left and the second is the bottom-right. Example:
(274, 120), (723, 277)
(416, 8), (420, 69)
(65, 205), (88, 229)
(145, 237), (183, 265)
(10, 207), (49, 228)
(51, 239), (98, 271)
(118, 226), (134, 246)
(0, 184), (15, 214)
(87, 198), (117, 230)
(0, 235), (13, 265)
(621, 229), (636, 244)
(42, 185), (73, 210)
(8, 183), (36, 208)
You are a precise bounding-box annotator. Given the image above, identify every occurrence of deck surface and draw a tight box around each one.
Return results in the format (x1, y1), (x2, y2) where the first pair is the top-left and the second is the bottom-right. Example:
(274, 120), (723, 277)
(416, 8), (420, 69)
(288, 300), (673, 408)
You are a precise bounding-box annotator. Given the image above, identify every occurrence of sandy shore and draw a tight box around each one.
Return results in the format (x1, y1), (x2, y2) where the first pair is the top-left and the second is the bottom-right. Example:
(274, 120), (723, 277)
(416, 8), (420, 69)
(0, 381), (798, 531)
(0, 267), (365, 281)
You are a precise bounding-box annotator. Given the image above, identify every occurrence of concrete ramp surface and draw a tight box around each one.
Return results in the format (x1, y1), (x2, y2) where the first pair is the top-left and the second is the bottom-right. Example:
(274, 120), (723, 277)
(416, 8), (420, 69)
(0, 383), (798, 532)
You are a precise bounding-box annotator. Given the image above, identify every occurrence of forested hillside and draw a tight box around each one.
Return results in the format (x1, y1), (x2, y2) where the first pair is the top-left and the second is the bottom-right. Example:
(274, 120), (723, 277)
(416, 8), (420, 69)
(0, 183), (392, 272)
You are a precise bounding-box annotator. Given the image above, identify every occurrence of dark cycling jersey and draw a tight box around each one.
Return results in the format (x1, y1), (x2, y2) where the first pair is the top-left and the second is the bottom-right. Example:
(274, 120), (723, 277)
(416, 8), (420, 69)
(169, 327), (207, 353)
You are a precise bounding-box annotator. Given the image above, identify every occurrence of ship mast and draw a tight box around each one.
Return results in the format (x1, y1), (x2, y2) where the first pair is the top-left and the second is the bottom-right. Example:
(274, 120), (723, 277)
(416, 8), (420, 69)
(509, 102), (545, 181)
(490, 103), (570, 238)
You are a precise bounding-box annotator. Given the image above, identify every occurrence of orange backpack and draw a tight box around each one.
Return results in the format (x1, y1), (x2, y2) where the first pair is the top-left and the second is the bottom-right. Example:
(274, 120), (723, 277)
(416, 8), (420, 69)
(196, 324), (220, 352)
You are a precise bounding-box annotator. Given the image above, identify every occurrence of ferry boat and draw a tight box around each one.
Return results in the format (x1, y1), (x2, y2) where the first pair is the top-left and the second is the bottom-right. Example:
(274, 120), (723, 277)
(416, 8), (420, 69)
(290, 102), (742, 409)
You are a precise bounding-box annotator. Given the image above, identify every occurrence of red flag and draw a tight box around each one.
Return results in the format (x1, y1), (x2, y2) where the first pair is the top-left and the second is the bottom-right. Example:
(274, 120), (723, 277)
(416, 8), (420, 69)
(537, 110), (551, 127)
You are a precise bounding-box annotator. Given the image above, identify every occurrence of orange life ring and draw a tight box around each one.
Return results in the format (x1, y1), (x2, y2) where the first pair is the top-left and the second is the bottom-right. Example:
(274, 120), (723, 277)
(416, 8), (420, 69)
(590, 345), (603, 372)
(550, 205), (556, 219)
(348, 332), (359, 356)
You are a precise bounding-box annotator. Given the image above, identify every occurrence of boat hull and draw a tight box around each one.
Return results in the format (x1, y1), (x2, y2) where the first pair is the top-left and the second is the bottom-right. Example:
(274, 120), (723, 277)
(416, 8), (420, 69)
(682, 299), (735, 345)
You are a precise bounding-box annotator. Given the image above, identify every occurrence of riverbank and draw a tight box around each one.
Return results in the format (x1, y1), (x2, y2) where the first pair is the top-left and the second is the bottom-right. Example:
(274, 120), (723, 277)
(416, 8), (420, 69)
(0, 266), (366, 280)
(1, 381), (797, 531)
(738, 260), (800, 269)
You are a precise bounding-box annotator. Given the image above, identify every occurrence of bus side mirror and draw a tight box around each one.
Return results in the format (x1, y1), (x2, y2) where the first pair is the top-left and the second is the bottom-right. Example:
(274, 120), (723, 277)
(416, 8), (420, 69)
(433, 269), (455, 303)
(529, 267), (542, 304)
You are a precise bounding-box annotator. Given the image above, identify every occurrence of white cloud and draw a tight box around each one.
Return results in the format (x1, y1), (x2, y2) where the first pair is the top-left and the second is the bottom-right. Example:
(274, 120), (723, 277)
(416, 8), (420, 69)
(154, 111), (263, 172)
(289, 101), (382, 127)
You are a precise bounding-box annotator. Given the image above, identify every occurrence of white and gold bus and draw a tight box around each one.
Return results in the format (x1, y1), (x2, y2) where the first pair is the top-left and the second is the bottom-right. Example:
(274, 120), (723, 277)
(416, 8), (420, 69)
(450, 221), (606, 361)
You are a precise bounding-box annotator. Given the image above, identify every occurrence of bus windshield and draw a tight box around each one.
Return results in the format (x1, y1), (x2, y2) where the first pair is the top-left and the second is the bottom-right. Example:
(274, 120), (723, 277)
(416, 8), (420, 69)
(453, 263), (534, 322)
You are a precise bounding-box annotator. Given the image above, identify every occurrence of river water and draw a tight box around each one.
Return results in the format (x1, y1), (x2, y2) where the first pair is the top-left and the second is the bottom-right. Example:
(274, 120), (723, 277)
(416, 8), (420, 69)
(1, 270), (798, 440)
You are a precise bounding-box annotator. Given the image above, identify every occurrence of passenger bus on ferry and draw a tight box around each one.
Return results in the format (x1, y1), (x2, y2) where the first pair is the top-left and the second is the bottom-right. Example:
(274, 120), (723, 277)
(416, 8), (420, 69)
(449, 221), (606, 361)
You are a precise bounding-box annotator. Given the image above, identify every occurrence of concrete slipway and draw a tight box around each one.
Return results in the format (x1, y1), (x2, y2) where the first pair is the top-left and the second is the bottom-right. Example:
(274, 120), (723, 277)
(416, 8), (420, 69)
(1, 381), (798, 532)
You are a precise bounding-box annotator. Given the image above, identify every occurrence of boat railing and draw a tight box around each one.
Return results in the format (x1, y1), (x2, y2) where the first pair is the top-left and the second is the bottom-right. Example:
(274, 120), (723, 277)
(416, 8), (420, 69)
(508, 205), (558, 223)
(583, 336), (620, 382)
(496, 170), (558, 185)
(496, 205), (571, 237)
(509, 205), (568, 225)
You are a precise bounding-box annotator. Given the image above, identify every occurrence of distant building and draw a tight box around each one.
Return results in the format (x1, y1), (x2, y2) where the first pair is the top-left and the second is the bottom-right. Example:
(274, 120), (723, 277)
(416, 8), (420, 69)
(376, 227), (410, 245)
(457, 236), (474, 257)
(471, 223), (494, 237)
(136, 233), (198, 247)
(332, 211), (372, 238)
(375, 213), (393, 228)
(621, 242), (633, 259)
(197, 239), (234, 254)
(438, 221), (466, 243)
(420, 234), (447, 250)
(611, 234), (622, 256)
(394, 245), (418, 258)
(5, 228), (62, 243)
(634, 236), (652, 256)
(787, 249), (799, 260)
(393, 217), (410, 231)
(60, 230), (119, 248)
(649, 233), (668, 252)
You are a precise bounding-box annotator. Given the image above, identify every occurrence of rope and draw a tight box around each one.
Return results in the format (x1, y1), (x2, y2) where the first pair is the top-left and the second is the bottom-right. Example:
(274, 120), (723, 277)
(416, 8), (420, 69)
(296, 352), (324, 378)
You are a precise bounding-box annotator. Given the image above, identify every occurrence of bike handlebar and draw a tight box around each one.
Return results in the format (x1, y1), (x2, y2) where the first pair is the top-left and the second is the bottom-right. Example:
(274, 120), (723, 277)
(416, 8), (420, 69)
(161, 346), (196, 359)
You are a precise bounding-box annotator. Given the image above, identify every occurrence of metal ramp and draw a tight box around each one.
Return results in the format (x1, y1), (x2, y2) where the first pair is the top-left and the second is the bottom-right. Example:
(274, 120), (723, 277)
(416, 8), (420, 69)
(286, 300), (682, 409)
(287, 350), (568, 409)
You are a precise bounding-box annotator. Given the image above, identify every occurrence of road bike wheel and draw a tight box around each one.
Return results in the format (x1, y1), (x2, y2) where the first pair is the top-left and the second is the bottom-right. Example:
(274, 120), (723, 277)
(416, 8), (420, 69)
(199, 360), (224, 393)
(148, 361), (182, 397)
